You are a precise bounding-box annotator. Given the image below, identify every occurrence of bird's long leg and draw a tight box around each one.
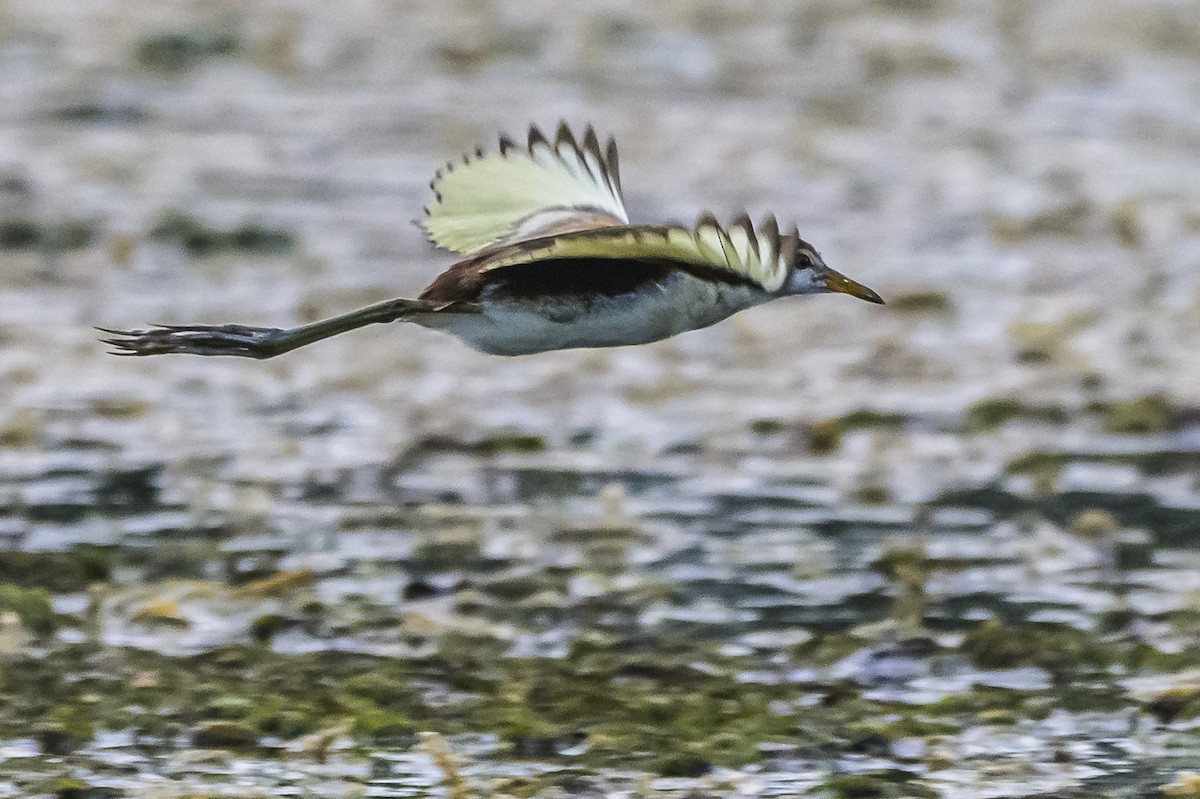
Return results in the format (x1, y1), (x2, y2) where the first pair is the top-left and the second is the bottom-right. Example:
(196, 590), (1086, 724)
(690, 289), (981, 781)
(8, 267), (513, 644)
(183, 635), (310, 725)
(101, 297), (453, 358)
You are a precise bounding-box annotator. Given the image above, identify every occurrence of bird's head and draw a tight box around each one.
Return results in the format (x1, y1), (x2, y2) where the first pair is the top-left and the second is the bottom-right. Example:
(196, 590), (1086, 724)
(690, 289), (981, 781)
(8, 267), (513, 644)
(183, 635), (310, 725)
(782, 240), (884, 304)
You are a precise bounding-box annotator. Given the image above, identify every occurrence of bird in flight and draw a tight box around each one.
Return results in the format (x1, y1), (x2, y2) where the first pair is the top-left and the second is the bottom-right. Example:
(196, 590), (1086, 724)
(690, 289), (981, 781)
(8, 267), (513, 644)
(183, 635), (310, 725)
(103, 122), (882, 359)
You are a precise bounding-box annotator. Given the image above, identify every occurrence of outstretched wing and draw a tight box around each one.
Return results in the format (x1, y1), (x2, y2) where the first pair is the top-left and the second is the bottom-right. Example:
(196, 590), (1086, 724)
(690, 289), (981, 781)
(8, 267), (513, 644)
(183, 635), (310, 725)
(422, 122), (629, 256)
(476, 213), (798, 292)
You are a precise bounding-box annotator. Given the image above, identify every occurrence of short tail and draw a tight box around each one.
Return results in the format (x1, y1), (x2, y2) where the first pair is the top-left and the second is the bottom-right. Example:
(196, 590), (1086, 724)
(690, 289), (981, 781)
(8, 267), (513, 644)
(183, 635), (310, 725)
(101, 297), (440, 359)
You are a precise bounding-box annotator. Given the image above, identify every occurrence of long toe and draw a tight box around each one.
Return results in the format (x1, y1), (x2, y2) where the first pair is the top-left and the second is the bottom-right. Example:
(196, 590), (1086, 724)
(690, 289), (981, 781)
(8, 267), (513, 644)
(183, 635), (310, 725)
(97, 324), (282, 358)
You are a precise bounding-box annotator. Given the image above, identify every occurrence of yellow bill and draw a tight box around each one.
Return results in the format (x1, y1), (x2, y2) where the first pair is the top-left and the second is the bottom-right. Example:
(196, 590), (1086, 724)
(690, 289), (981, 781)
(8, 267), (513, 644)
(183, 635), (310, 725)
(823, 269), (884, 304)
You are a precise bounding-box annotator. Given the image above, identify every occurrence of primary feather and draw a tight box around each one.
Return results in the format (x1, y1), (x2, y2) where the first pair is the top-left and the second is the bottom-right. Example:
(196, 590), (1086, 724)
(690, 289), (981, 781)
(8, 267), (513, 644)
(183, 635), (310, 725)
(422, 122), (628, 256)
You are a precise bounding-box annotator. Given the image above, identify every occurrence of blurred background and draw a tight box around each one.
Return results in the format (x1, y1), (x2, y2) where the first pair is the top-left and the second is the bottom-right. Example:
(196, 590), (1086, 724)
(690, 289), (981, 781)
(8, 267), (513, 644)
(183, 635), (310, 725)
(2, 0), (1200, 796)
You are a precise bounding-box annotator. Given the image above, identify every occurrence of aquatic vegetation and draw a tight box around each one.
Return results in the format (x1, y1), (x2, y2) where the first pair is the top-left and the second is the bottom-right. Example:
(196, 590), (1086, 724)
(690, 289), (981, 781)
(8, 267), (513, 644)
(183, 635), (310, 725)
(0, 548), (110, 593)
(191, 719), (260, 750)
(1007, 450), (1066, 479)
(1069, 508), (1119, 541)
(475, 431), (547, 455)
(149, 210), (297, 257)
(137, 539), (220, 581)
(134, 31), (240, 74)
(1008, 317), (1094, 365)
(855, 484), (892, 505)
(1100, 394), (1174, 434)
(1111, 199), (1144, 248)
(131, 597), (190, 628)
(748, 417), (787, 436)
(1147, 689), (1200, 724)
(419, 731), (473, 799)
(0, 219), (95, 251)
(0, 584), (54, 635)
(885, 290), (954, 316)
(230, 567), (317, 597)
(805, 417), (843, 453)
(823, 771), (938, 799)
(990, 198), (1093, 243)
(49, 104), (149, 125)
(839, 410), (907, 430)
(1162, 772), (1200, 798)
(964, 397), (1068, 432)
(960, 618), (1114, 679)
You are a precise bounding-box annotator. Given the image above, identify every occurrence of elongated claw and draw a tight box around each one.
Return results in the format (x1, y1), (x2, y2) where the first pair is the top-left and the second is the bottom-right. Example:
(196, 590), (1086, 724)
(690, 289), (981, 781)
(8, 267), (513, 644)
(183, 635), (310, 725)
(98, 324), (284, 358)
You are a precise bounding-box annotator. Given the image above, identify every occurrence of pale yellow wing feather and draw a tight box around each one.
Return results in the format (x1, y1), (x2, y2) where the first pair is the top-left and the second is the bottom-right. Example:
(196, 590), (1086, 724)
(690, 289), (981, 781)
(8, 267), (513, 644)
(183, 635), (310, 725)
(479, 213), (795, 292)
(422, 123), (628, 255)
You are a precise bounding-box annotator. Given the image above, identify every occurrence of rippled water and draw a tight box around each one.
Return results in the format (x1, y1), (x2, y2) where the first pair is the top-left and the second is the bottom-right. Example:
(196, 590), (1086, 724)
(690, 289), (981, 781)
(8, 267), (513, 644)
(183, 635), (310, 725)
(3, 0), (1200, 796)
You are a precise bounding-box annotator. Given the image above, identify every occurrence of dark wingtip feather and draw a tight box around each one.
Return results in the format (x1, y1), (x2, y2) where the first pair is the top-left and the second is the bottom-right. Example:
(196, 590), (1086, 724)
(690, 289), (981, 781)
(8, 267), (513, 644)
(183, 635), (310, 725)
(581, 126), (600, 157)
(605, 136), (621, 193)
(554, 119), (574, 151)
(527, 123), (549, 153)
(578, 126), (603, 181)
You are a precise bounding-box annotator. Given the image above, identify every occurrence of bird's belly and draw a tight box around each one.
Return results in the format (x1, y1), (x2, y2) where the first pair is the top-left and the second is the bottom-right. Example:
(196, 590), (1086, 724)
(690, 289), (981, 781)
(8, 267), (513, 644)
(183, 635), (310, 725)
(424, 277), (762, 356)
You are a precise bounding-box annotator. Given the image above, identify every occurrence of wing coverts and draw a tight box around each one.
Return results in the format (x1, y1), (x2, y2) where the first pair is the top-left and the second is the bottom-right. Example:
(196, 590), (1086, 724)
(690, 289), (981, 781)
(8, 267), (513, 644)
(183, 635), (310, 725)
(478, 212), (797, 292)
